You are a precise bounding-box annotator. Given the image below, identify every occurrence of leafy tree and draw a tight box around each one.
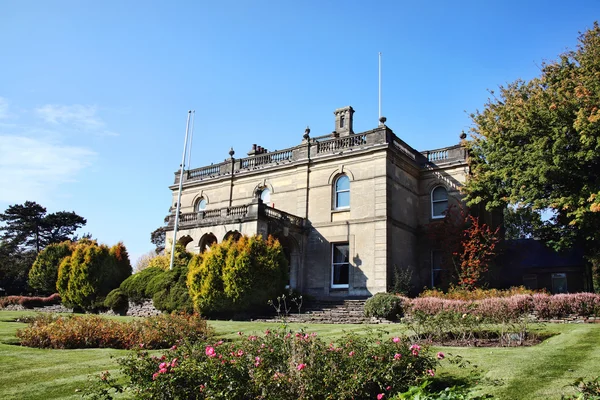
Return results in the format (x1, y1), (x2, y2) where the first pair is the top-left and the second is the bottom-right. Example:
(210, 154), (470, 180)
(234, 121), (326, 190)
(28, 241), (73, 295)
(0, 241), (36, 295)
(150, 227), (166, 254)
(464, 23), (600, 282)
(503, 207), (544, 240)
(0, 201), (86, 253)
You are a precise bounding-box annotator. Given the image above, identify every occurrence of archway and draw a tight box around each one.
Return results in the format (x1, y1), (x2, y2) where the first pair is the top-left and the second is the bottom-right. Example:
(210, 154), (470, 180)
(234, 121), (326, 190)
(198, 233), (218, 253)
(223, 230), (242, 242)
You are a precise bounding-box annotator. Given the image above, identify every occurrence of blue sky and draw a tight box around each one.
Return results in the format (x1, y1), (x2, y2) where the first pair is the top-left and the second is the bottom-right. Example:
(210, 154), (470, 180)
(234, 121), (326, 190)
(0, 1), (598, 264)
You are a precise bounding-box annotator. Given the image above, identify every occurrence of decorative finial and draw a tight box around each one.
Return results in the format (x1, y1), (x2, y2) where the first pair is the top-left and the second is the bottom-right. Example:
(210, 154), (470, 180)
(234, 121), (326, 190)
(303, 126), (310, 140)
(379, 116), (387, 125)
(229, 147), (235, 157)
(460, 131), (467, 140)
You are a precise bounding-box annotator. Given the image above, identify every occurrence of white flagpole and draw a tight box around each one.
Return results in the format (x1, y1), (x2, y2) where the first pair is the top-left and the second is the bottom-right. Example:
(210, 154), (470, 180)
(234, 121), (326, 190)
(187, 110), (196, 170)
(378, 52), (382, 120)
(169, 110), (192, 270)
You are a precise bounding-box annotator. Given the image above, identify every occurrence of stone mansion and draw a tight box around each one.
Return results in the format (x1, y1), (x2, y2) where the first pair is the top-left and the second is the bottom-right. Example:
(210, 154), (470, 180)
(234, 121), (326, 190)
(165, 106), (470, 298)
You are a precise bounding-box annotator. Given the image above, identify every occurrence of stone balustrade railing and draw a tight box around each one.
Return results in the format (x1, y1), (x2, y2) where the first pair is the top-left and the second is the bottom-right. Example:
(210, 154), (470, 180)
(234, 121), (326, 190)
(174, 127), (466, 184)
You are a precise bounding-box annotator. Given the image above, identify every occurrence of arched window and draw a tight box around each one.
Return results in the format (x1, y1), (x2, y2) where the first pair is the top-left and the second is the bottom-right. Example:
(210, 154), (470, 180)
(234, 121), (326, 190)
(260, 188), (271, 204)
(334, 175), (350, 209)
(196, 197), (207, 212)
(431, 186), (448, 218)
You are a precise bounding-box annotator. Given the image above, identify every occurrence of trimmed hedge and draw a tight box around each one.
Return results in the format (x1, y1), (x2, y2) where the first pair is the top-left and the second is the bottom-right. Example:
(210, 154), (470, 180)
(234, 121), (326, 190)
(364, 292), (405, 320)
(0, 293), (61, 309)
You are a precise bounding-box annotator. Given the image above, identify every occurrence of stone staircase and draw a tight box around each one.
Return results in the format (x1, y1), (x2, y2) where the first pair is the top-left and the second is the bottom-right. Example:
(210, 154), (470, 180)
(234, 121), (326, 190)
(256, 298), (393, 324)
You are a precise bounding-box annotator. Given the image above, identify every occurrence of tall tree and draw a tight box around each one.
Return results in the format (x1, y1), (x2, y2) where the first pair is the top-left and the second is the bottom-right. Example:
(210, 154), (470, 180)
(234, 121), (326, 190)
(465, 23), (600, 270)
(0, 201), (86, 253)
(151, 227), (166, 254)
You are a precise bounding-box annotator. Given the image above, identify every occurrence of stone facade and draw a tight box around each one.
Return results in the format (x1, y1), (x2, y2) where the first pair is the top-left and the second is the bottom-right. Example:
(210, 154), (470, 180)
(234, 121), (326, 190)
(165, 107), (469, 299)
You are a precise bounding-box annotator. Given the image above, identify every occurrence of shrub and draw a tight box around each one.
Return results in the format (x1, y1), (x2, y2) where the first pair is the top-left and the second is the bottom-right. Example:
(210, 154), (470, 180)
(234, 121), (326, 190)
(17, 313), (212, 350)
(28, 241), (73, 294)
(151, 264), (194, 314)
(188, 235), (288, 316)
(89, 329), (438, 399)
(104, 288), (129, 314)
(188, 240), (233, 315)
(364, 292), (406, 320)
(419, 286), (540, 301)
(120, 266), (162, 302)
(0, 293), (61, 309)
(56, 240), (132, 311)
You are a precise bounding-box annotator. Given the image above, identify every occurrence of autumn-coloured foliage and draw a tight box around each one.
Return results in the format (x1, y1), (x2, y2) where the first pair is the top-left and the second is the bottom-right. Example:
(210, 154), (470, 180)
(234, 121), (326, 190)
(427, 205), (500, 289)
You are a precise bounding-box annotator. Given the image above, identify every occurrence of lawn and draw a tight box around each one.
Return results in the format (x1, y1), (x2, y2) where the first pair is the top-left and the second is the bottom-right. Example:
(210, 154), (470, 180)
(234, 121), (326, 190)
(1, 310), (599, 399)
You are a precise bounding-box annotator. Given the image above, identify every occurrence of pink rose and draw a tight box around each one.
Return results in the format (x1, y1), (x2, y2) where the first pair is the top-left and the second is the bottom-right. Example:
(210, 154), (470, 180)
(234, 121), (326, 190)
(437, 352), (445, 359)
(394, 353), (402, 360)
(297, 363), (306, 371)
(205, 346), (216, 358)
(377, 394), (385, 399)
(392, 337), (400, 343)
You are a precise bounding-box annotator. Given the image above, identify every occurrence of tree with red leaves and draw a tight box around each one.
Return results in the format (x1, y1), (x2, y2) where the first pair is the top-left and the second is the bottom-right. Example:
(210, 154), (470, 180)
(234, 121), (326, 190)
(427, 205), (500, 289)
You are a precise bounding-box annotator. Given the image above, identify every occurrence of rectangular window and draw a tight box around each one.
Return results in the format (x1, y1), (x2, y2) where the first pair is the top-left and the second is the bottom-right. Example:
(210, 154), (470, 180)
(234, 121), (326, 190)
(431, 250), (444, 288)
(331, 243), (349, 288)
(522, 274), (538, 290)
(551, 273), (568, 294)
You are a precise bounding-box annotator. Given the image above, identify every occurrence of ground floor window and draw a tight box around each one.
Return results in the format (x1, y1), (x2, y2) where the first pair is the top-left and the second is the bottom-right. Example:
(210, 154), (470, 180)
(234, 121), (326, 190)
(431, 250), (447, 288)
(551, 273), (568, 294)
(331, 243), (349, 288)
(522, 274), (538, 290)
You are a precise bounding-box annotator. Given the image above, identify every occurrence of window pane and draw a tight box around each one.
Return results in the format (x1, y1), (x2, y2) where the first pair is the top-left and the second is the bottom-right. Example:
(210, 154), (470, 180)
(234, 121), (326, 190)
(333, 244), (349, 263)
(336, 175), (350, 191)
(552, 273), (568, 294)
(336, 191), (350, 208)
(333, 263), (349, 285)
(260, 188), (271, 203)
(432, 201), (448, 217)
(197, 199), (206, 211)
(432, 187), (448, 201)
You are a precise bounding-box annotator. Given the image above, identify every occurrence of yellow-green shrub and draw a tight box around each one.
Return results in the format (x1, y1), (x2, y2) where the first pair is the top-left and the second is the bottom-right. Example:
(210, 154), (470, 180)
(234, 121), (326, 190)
(56, 240), (132, 311)
(188, 235), (288, 316)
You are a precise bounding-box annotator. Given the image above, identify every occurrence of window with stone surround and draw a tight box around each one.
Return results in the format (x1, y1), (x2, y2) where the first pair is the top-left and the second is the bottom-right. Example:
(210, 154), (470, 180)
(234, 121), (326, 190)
(196, 197), (207, 212)
(260, 188), (271, 205)
(334, 175), (350, 209)
(331, 243), (349, 288)
(431, 186), (448, 218)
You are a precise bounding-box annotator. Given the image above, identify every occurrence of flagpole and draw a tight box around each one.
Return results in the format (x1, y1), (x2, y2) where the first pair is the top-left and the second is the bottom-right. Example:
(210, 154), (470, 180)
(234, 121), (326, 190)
(169, 110), (192, 270)
(378, 52), (382, 120)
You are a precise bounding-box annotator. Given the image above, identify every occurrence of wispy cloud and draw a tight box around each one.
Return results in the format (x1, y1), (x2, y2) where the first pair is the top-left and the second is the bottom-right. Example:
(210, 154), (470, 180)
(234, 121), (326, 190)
(35, 104), (105, 131)
(0, 135), (96, 204)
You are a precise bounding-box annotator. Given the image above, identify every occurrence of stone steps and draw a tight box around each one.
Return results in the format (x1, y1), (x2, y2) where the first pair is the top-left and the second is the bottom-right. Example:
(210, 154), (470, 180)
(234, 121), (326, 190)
(256, 299), (395, 324)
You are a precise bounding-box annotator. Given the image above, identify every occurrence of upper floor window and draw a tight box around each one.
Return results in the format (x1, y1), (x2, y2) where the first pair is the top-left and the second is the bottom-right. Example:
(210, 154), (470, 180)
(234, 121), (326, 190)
(196, 197), (207, 212)
(431, 186), (448, 218)
(334, 175), (350, 209)
(260, 188), (271, 205)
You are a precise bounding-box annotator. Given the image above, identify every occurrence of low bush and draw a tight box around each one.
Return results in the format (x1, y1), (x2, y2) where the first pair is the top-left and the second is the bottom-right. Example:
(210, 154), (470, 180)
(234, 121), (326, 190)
(0, 293), (61, 309)
(119, 266), (162, 303)
(408, 293), (600, 322)
(364, 292), (406, 320)
(17, 313), (212, 350)
(88, 329), (438, 399)
(419, 286), (540, 301)
(104, 288), (129, 314)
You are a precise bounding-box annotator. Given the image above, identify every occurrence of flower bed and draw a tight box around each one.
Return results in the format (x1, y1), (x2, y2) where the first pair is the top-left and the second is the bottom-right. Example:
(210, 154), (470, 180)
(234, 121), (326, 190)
(16, 313), (212, 349)
(89, 329), (439, 399)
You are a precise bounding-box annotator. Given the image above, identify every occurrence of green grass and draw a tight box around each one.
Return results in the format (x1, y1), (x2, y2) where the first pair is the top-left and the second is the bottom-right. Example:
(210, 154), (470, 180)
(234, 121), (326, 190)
(1, 310), (599, 399)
